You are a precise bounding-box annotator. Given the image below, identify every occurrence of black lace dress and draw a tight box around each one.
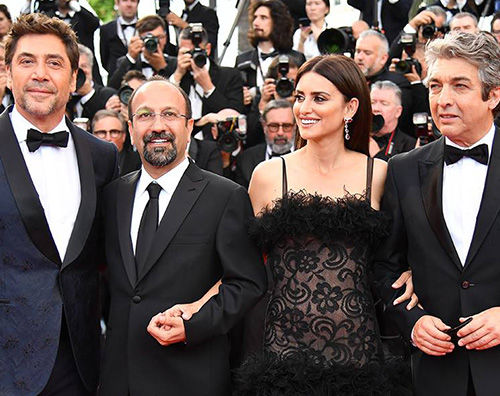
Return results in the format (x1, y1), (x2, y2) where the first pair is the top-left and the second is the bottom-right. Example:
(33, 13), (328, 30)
(236, 157), (411, 396)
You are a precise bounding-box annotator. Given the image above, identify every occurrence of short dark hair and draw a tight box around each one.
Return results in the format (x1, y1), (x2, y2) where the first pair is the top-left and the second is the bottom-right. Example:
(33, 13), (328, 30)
(262, 99), (293, 122)
(91, 109), (127, 133)
(122, 70), (147, 86)
(5, 13), (79, 72)
(294, 55), (371, 155)
(179, 24), (209, 46)
(0, 4), (12, 22)
(136, 15), (166, 35)
(128, 76), (192, 123)
(248, 0), (293, 52)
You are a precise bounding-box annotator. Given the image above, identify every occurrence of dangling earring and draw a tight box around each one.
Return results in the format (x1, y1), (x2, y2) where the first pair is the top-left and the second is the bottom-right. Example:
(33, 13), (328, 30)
(344, 117), (352, 140)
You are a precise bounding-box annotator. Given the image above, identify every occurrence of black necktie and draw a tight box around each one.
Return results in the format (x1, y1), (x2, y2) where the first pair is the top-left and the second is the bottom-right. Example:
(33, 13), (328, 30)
(26, 128), (69, 152)
(260, 50), (278, 61)
(443, 144), (489, 166)
(121, 22), (136, 30)
(135, 182), (162, 275)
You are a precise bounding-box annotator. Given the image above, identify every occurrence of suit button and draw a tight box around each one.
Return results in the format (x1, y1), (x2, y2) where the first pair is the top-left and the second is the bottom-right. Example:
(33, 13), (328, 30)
(132, 295), (142, 303)
(461, 281), (470, 289)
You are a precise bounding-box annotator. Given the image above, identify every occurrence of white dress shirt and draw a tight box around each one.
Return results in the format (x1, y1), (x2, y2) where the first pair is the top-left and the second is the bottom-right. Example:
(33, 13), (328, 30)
(292, 23), (326, 60)
(117, 16), (138, 47)
(130, 157), (189, 254)
(442, 125), (495, 265)
(256, 46), (276, 88)
(11, 106), (81, 261)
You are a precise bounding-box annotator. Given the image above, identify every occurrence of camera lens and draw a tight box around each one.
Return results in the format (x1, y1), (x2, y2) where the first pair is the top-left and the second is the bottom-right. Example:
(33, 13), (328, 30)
(118, 85), (134, 105)
(143, 36), (159, 53)
(395, 60), (411, 74)
(421, 23), (436, 40)
(218, 133), (238, 153)
(276, 78), (294, 98)
(192, 50), (207, 68)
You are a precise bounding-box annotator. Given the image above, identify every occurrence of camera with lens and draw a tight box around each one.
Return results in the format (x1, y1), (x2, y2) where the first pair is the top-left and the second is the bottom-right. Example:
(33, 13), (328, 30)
(143, 33), (159, 53)
(33, 0), (59, 17)
(420, 22), (448, 40)
(413, 112), (440, 145)
(188, 23), (208, 68)
(216, 115), (247, 153)
(395, 34), (422, 76)
(156, 0), (170, 18)
(317, 27), (355, 56)
(118, 84), (134, 105)
(275, 55), (294, 98)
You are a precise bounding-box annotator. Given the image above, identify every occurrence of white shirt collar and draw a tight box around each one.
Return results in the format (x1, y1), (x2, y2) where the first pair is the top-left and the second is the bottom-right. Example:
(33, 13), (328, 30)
(440, 0), (467, 9)
(11, 106), (69, 144)
(444, 123), (495, 160)
(136, 157), (190, 198)
(186, 0), (200, 12)
(118, 16), (138, 25)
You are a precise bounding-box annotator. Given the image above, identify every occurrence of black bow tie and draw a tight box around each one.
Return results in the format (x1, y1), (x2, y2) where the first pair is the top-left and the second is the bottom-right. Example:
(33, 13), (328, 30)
(142, 62), (153, 70)
(444, 143), (489, 166)
(260, 50), (278, 61)
(121, 22), (136, 30)
(26, 128), (69, 152)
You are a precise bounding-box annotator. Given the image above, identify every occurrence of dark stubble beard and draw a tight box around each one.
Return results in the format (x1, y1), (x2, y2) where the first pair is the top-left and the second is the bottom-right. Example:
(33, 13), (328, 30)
(18, 81), (59, 117)
(143, 131), (177, 167)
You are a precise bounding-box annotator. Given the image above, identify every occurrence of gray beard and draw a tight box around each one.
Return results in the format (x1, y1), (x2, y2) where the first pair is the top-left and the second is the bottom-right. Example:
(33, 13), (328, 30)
(268, 139), (293, 154)
(143, 132), (177, 167)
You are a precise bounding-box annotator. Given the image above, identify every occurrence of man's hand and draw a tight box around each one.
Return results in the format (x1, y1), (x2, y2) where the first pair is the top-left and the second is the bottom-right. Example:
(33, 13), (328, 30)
(243, 86), (253, 106)
(191, 60), (214, 93)
(127, 36), (143, 60)
(105, 95), (121, 112)
(147, 312), (186, 346)
(412, 315), (454, 356)
(258, 78), (276, 112)
(166, 12), (188, 29)
(409, 10), (437, 30)
(457, 307), (500, 350)
(173, 47), (192, 82)
(392, 270), (419, 310)
(144, 46), (167, 72)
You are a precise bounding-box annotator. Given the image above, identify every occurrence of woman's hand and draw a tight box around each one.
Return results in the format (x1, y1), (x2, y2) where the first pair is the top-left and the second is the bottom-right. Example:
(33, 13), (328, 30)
(392, 270), (420, 310)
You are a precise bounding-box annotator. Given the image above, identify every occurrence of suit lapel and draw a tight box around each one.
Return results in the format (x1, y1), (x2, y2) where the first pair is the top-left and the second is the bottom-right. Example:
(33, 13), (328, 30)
(137, 162), (208, 283)
(465, 129), (500, 268)
(419, 138), (462, 271)
(0, 107), (60, 264)
(117, 171), (140, 287)
(62, 120), (97, 269)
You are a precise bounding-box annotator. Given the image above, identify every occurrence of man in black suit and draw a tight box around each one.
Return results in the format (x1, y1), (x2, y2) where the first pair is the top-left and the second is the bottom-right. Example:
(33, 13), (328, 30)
(67, 44), (116, 122)
(347, 0), (413, 44)
(100, 77), (267, 395)
(99, 0), (140, 76)
(171, 24), (244, 139)
(166, 0), (220, 60)
(0, 13), (118, 396)
(369, 80), (416, 160)
(373, 32), (500, 396)
(235, 99), (296, 189)
(107, 15), (177, 90)
(355, 29), (413, 134)
(235, 0), (305, 92)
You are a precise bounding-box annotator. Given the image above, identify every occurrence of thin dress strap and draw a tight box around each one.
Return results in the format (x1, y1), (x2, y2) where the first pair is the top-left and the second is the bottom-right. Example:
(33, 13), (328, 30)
(281, 157), (288, 197)
(365, 156), (374, 204)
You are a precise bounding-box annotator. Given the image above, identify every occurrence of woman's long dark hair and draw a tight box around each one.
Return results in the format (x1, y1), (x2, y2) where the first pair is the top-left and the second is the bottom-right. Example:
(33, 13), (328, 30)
(294, 55), (371, 155)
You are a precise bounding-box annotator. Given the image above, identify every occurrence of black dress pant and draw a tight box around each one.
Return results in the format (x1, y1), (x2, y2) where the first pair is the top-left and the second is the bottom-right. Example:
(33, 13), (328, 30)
(39, 319), (94, 396)
(467, 368), (476, 396)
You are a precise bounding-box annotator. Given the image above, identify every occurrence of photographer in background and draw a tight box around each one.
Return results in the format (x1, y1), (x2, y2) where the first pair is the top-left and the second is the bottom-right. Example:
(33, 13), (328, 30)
(369, 81), (416, 160)
(171, 24), (244, 140)
(67, 44), (116, 122)
(292, 0), (329, 60)
(105, 70), (146, 122)
(449, 12), (479, 33)
(166, 0), (220, 61)
(107, 15), (177, 90)
(100, 0), (140, 76)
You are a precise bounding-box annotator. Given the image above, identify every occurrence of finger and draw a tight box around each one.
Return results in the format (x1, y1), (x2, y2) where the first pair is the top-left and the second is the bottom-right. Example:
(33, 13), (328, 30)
(457, 318), (481, 338)
(475, 338), (500, 350)
(394, 289), (412, 305)
(458, 325), (486, 347)
(415, 337), (454, 355)
(392, 271), (411, 288)
(406, 293), (419, 310)
(460, 332), (491, 349)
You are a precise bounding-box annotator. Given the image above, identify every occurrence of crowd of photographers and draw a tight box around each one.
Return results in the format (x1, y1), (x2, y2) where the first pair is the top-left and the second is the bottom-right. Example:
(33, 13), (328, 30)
(2, 0), (500, 181)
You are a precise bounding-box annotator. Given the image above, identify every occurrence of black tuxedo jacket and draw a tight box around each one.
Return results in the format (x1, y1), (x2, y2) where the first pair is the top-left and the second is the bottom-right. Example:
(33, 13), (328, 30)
(99, 19), (128, 76)
(235, 49), (306, 88)
(107, 54), (177, 90)
(180, 60), (245, 116)
(67, 84), (117, 121)
(100, 162), (267, 396)
(347, 0), (413, 44)
(185, 2), (219, 59)
(0, 107), (118, 395)
(234, 143), (266, 189)
(188, 138), (223, 175)
(373, 132), (500, 396)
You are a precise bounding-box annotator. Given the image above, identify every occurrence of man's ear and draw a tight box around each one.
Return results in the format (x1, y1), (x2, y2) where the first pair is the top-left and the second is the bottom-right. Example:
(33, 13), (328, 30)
(488, 86), (500, 111)
(205, 43), (212, 57)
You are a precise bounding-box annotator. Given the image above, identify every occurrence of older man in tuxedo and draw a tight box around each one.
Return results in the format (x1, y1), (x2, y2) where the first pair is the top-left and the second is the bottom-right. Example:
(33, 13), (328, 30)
(100, 77), (267, 395)
(374, 31), (500, 396)
(0, 13), (118, 396)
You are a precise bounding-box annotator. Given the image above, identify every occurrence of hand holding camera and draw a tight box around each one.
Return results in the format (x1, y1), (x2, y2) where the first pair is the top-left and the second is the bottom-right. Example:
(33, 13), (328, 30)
(127, 36), (143, 60)
(258, 78), (277, 112)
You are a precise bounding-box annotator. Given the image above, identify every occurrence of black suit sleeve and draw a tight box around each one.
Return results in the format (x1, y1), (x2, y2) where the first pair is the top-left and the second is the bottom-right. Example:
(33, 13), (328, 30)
(204, 67), (245, 114)
(100, 24), (112, 75)
(372, 157), (427, 341)
(183, 186), (267, 346)
(83, 86), (117, 120)
(107, 56), (135, 89)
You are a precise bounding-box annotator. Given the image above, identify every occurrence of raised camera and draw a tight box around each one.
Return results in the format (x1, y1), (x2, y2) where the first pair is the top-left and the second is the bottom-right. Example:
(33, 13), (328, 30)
(395, 34), (422, 76)
(216, 115), (247, 153)
(143, 33), (159, 53)
(317, 27), (355, 56)
(118, 84), (134, 105)
(189, 23), (207, 68)
(275, 55), (294, 98)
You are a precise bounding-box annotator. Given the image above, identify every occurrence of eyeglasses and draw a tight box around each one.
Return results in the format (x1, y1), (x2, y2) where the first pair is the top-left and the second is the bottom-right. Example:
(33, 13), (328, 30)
(93, 129), (124, 139)
(492, 30), (500, 36)
(266, 122), (295, 132)
(132, 110), (189, 125)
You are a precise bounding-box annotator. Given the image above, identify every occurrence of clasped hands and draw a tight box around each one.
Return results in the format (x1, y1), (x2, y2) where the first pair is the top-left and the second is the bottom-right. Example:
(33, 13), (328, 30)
(412, 307), (500, 356)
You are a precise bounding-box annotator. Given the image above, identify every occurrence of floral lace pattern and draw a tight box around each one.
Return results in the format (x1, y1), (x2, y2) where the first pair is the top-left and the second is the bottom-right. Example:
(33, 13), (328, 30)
(250, 191), (389, 367)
